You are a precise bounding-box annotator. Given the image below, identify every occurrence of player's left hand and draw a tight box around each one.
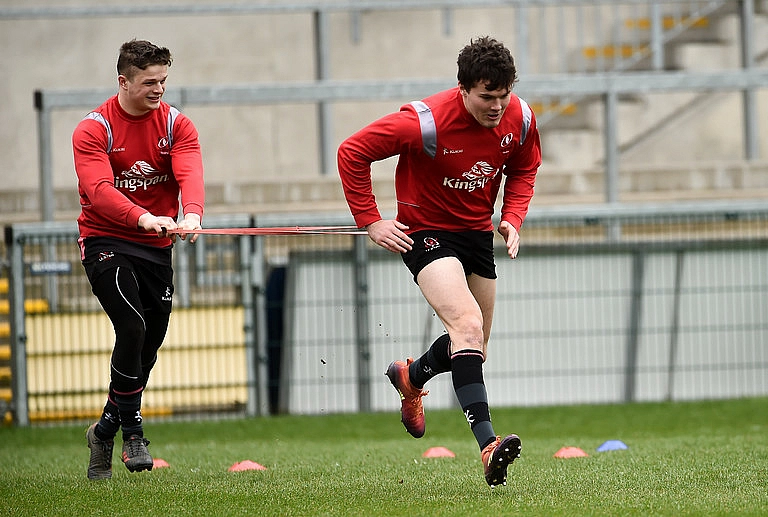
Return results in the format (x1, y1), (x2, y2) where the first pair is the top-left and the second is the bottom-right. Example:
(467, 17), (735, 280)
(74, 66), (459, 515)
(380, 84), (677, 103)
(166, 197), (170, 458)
(498, 220), (520, 259)
(177, 213), (202, 243)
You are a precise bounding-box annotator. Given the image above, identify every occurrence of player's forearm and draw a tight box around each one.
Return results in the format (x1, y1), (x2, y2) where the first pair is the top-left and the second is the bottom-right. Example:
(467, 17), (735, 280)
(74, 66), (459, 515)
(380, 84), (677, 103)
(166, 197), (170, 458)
(501, 174), (536, 231)
(338, 151), (381, 227)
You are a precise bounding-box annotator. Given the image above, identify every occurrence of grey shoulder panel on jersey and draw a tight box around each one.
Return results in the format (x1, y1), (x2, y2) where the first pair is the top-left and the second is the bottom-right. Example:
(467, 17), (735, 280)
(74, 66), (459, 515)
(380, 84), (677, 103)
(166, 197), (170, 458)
(410, 100), (437, 159)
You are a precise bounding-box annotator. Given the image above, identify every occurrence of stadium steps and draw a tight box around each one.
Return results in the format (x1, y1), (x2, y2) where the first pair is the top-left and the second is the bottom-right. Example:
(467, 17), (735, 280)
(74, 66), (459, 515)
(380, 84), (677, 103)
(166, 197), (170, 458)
(534, 7), (724, 137)
(574, 12), (718, 74)
(541, 3), (766, 170)
(581, 43), (650, 60)
(529, 101), (578, 120)
(624, 14), (710, 31)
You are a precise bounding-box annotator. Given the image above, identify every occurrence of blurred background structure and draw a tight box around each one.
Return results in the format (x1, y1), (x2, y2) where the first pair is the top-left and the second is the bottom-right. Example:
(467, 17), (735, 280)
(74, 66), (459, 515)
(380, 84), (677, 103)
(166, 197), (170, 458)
(1, 0), (767, 426)
(2, 0), (768, 221)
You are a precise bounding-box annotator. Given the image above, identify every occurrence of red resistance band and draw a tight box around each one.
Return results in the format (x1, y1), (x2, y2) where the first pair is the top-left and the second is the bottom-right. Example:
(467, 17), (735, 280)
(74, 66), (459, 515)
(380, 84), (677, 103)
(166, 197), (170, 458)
(165, 225), (367, 236)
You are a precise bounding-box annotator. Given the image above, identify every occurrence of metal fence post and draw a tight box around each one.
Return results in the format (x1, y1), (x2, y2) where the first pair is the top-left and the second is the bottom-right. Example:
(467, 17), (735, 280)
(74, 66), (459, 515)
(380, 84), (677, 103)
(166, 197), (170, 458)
(650, 2), (663, 71)
(353, 235), (371, 412)
(514, 5), (529, 75)
(248, 234), (270, 416)
(174, 239), (191, 309)
(666, 249), (685, 401)
(5, 227), (29, 426)
(314, 8), (334, 175)
(34, 91), (53, 224)
(624, 250), (645, 403)
(740, 0), (759, 160)
(604, 91), (622, 241)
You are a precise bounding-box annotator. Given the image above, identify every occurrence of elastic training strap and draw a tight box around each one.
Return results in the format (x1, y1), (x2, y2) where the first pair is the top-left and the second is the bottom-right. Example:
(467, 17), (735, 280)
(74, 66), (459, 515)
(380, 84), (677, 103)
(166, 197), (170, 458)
(165, 226), (367, 236)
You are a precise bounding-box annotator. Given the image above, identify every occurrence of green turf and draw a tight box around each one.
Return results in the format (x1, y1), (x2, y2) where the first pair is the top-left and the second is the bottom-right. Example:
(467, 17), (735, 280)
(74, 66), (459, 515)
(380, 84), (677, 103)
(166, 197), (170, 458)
(1, 398), (766, 516)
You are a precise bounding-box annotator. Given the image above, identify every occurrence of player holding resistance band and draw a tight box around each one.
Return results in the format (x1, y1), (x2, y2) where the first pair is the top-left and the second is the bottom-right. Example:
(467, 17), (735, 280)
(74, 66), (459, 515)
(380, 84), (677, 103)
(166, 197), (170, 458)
(73, 39), (204, 479)
(337, 36), (541, 487)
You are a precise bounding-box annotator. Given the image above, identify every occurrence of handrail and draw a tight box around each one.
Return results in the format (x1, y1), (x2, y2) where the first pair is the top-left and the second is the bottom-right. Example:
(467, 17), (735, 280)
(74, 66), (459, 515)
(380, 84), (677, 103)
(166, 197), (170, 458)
(0, 0), (717, 20)
(33, 68), (768, 109)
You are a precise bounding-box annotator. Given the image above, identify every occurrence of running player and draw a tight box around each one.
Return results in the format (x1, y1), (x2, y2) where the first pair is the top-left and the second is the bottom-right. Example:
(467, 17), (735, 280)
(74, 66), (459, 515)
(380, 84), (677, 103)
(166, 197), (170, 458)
(337, 36), (540, 487)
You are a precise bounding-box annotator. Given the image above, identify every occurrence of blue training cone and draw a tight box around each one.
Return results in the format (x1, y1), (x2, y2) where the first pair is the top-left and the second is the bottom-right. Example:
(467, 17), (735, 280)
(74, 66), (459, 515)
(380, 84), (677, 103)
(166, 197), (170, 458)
(597, 440), (628, 452)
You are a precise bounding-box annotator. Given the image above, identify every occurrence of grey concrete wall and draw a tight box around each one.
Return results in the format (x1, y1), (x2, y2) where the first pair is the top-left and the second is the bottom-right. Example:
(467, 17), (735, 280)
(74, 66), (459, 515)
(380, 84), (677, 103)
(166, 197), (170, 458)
(1, 1), (767, 224)
(0, 2), (518, 192)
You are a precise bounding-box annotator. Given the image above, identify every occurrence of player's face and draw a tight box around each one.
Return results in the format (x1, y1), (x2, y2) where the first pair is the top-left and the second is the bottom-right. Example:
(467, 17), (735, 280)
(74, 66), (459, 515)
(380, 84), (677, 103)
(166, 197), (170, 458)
(460, 80), (511, 129)
(119, 65), (168, 116)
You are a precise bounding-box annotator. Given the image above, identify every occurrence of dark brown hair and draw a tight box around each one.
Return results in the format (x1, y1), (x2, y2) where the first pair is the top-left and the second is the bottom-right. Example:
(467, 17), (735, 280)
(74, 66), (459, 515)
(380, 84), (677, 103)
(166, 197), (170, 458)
(457, 36), (517, 92)
(117, 39), (172, 79)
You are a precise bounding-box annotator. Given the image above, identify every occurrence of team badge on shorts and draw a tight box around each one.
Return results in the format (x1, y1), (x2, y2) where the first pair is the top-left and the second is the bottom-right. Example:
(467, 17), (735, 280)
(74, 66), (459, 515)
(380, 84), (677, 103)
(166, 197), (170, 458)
(423, 236), (440, 252)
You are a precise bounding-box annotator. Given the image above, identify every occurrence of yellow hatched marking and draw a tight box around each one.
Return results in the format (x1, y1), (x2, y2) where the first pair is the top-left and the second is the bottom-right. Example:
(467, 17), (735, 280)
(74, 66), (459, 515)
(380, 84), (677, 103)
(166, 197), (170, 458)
(625, 16), (709, 30)
(530, 102), (578, 116)
(582, 44), (649, 59)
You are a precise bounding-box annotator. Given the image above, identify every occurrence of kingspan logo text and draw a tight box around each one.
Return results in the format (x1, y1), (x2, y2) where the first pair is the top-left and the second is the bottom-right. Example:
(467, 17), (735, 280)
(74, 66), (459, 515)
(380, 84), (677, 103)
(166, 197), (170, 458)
(442, 176), (491, 192)
(114, 174), (170, 192)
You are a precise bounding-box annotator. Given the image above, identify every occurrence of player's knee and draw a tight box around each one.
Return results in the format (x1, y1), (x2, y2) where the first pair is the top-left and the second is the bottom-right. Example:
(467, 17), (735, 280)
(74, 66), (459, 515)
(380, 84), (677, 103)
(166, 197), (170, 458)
(452, 316), (484, 349)
(114, 319), (146, 345)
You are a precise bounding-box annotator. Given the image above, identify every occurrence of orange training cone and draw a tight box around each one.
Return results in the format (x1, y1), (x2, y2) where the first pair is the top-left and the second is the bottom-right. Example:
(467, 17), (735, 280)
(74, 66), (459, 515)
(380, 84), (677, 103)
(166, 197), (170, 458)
(554, 446), (589, 458)
(422, 446), (456, 458)
(228, 460), (268, 472)
(153, 458), (170, 468)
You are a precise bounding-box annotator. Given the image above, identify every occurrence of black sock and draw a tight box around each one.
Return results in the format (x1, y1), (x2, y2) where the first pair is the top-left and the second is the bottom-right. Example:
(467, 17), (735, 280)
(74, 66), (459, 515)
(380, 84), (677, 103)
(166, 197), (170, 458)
(451, 349), (496, 450)
(115, 389), (144, 440)
(94, 390), (120, 441)
(409, 333), (452, 389)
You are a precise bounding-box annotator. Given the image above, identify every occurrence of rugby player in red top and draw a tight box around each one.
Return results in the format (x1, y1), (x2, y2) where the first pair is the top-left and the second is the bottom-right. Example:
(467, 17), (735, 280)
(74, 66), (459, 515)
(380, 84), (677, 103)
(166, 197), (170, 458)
(73, 39), (204, 480)
(337, 36), (540, 487)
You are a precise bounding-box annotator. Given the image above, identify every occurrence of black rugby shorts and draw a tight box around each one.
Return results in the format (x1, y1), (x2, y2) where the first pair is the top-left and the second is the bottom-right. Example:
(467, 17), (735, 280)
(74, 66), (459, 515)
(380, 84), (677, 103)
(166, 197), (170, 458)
(401, 230), (496, 284)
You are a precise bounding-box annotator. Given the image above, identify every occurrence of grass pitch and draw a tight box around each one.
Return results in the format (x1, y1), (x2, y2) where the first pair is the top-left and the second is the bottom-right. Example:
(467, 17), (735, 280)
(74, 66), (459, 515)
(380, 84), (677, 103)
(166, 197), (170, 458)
(1, 397), (766, 516)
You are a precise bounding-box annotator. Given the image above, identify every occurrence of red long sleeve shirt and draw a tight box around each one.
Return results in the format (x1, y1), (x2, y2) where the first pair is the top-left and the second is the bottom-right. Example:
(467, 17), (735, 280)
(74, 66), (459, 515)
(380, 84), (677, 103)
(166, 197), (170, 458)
(337, 87), (540, 233)
(73, 95), (204, 248)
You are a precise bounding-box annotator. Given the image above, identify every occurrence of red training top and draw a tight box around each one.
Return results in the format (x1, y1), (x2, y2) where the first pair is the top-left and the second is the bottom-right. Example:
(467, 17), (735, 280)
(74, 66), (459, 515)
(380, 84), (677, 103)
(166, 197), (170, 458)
(337, 87), (541, 233)
(72, 95), (205, 248)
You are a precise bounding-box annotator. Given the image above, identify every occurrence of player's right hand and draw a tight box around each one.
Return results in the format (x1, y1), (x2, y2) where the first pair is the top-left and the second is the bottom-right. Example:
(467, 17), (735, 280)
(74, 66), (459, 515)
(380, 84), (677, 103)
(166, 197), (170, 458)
(366, 219), (413, 253)
(138, 213), (179, 241)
